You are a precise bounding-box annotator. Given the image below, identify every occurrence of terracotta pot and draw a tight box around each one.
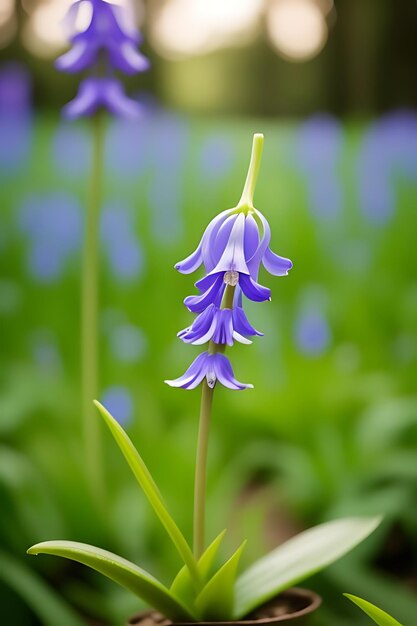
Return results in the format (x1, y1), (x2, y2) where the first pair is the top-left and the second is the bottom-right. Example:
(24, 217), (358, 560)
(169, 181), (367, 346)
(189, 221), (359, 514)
(127, 588), (321, 626)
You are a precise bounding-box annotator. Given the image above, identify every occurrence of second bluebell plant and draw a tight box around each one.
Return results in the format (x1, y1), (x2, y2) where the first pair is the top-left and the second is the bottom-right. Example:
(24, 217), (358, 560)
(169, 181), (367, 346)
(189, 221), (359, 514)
(57, 0), (149, 119)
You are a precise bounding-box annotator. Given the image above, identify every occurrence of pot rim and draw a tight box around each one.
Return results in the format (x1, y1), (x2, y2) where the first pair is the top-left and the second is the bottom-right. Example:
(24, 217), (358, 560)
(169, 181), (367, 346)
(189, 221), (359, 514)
(128, 587), (322, 626)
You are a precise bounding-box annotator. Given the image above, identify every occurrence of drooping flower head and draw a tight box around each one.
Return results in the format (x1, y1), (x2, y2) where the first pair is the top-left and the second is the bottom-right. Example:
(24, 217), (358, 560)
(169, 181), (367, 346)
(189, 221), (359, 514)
(166, 134), (293, 391)
(57, 0), (149, 119)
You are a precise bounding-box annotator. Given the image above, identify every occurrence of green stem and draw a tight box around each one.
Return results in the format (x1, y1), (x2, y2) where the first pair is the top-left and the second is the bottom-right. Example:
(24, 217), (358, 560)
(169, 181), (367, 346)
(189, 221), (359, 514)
(82, 111), (105, 502)
(193, 286), (235, 558)
(238, 133), (264, 209)
(193, 380), (214, 559)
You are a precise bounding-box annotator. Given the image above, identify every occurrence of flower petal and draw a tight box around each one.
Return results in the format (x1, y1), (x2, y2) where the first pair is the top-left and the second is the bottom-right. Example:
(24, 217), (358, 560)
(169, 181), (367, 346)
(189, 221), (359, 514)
(108, 41), (150, 75)
(213, 354), (253, 390)
(212, 309), (234, 346)
(178, 305), (217, 345)
(164, 352), (208, 389)
(184, 274), (225, 313)
(104, 81), (142, 119)
(262, 247), (293, 276)
(175, 240), (203, 274)
(239, 274), (271, 302)
(62, 79), (100, 119)
(55, 40), (96, 73)
(210, 214), (238, 268)
(232, 307), (263, 336)
(201, 209), (234, 272)
(243, 213), (260, 261)
(210, 213), (249, 275)
(247, 209), (271, 278)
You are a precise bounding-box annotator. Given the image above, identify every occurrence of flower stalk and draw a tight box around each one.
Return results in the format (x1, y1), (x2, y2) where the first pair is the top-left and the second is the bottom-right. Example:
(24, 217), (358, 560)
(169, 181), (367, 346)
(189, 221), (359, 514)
(82, 110), (105, 501)
(193, 284), (235, 557)
(238, 133), (264, 210)
(193, 380), (214, 558)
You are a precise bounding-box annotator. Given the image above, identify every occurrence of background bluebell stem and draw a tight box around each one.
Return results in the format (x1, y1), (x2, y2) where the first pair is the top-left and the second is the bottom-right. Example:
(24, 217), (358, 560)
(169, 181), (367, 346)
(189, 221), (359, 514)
(82, 110), (105, 502)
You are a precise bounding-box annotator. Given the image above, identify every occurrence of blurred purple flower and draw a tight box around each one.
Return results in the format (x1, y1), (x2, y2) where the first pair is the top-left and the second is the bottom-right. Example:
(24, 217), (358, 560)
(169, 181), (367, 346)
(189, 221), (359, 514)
(56, 0), (149, 75)
(63, 76), (142, 120)
(101, 203), (144, 280)
(52, 122), (90, 178)
(147, 113), (188, 243)
(165, 352), (253, 391)
(294, 114), (344, 219)
(295, 308), (331, 356)
(57, 0), (149, 119)
(19, 193), (82, 252)
(295, 114), (343, 169)
(199, 135), (234, 180)
(31, 329), (62, 370)
(108, 241), (143, 280)
(106, 112), (152, 178)
(0, 63), (32, 173)
(18, 192), (82, 282)
(109, 324), (146, 362)
(357, 110), (417, 225)
(29, 244), (63, 282)
(101, 385), (133, 426)
(151, 112), (188, 172)
(149, 174), (183, 243)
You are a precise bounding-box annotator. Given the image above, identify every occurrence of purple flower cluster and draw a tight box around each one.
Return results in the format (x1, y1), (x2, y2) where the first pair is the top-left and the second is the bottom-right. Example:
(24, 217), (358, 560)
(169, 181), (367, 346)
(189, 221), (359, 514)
(165, 134), (292, 391)
(57, 0), (149, 119)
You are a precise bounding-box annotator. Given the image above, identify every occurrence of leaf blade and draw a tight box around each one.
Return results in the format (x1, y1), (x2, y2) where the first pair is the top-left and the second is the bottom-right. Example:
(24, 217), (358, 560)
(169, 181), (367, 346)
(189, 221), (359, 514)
(94, 400), (199, 583)
(171, 530), (227, 605)
(234, 516), (381, 618)
(27, 540), (195, 622)
(344, 594), (403, 626)
(196, 540), (247, 622)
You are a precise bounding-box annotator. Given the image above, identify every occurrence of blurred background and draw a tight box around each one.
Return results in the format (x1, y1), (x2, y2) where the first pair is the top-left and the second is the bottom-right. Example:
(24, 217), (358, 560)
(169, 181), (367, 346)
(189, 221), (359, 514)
(1, 1), (417, 625)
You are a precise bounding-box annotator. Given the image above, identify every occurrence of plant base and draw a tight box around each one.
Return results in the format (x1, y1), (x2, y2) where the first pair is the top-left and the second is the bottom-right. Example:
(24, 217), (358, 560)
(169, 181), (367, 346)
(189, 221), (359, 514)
(127, 588), (321, 626)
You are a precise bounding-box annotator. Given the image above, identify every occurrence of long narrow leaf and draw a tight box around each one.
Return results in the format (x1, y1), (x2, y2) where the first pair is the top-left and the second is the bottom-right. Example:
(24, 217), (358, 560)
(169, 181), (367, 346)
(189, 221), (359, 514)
(234, 516), (381, 618)
(0, 550), (84, 626)
(171, 530), (226, 605)
(27, 541), (196, 622)
(196, 541), (247, 622)
(344, 594), (403, 626)
(94, 401), (199, 583)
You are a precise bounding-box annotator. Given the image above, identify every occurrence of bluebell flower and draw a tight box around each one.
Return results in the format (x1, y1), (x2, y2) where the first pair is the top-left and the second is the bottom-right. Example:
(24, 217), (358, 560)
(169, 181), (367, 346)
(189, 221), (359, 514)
(63, 76), (143, 120)
(166, 134), (292, 391)
(176, 210), (292, 279)
(179, 211), (291, 310)
(165, 352), (253, 391)
(56, 0), (149, 75)
(178, 303), (262, 346)
(57, 0), (149, 119)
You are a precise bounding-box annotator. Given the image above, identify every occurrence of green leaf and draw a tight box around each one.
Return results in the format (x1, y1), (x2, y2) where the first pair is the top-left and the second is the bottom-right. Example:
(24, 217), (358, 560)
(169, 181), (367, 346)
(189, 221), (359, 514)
(0, 550), (84, 626)
(234, 516), (381, 619)
(94, 401), (199, 583)
(344, 594), (403, 626)
(196, 540), (247, 621)
(27, 540), (196, 622)
(171, 530), (227, 605)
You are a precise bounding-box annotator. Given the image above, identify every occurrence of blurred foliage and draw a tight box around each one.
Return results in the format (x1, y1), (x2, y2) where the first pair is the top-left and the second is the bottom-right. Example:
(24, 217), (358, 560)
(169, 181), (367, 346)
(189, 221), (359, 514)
(0, 109), (416, 624)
